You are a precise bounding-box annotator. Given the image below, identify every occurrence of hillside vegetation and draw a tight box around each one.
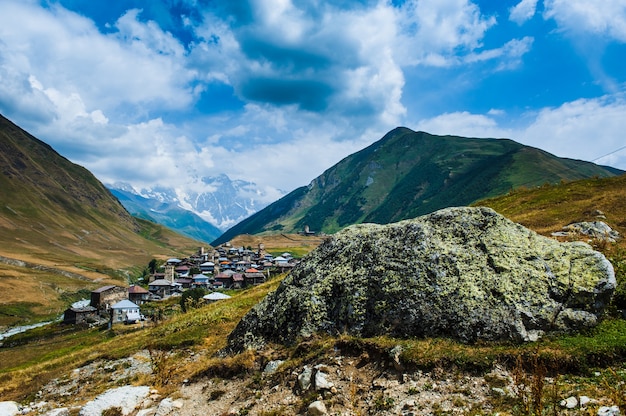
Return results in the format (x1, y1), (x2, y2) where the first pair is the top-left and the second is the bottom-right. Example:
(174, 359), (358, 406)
(0, 114), (206, 328)
(1, 175), (626, 414)
(213, 127), (621, 245)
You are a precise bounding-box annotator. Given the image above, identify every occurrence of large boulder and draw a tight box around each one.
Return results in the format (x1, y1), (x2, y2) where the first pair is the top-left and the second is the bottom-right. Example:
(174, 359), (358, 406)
(227, 207), (615, 351)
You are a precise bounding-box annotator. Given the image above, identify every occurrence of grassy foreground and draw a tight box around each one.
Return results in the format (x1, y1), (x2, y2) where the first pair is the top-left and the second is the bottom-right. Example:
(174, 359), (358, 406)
(1, 270), (625, 414)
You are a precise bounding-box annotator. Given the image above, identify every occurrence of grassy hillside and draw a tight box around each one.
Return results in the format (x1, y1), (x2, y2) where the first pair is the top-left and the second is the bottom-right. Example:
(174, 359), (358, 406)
(0, 114), (207, 327)
(1, 175), (626, 413)
(213, 128), (621, 245)
(474, 174), (626, 236)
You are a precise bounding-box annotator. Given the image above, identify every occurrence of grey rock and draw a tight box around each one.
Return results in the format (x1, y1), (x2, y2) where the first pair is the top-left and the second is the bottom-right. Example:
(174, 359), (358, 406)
(227, 207), (615, 350)
(45, 409), (70, 416)
(0, 402), (20, 416)
(598, 406), (621, 416)
(314, 370), (334, 390)
(561, 396), (578, 409)
(560, 221), (620, 242)
(298, 366), (313, 391)
(155, 398), (184, 416)
(308, 400), (328, 415)
(263, 360), (285, 375)
(79, 385), (150, 416)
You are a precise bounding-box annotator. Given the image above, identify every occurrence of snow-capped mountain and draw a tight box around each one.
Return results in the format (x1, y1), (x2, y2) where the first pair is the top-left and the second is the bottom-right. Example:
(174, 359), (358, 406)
(108, 174), (284, 240)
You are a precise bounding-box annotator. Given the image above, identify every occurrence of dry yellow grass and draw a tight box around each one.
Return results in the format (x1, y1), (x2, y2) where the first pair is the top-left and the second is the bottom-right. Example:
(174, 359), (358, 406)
(230, 233), (325, 257)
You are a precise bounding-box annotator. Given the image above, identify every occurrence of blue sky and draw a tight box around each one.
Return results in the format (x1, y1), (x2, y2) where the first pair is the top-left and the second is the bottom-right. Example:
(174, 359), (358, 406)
(1, 0), (625, 202)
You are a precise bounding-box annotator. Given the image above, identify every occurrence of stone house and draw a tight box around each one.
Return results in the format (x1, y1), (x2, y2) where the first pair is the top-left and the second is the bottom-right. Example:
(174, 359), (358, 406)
(90, 285), (128, 312)
(63, 306), (97, 325)
(244, 270), (266, 286)
(148, 279), (180, 298)
(128, 285), (150, 305)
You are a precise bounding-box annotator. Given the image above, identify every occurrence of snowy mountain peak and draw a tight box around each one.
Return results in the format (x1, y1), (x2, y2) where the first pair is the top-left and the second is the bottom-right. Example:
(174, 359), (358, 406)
(107, 174), (284, 233)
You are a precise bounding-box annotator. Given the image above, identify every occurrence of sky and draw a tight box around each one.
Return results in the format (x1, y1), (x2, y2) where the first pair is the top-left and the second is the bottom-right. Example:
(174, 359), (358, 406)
(1, 0), (626, 203)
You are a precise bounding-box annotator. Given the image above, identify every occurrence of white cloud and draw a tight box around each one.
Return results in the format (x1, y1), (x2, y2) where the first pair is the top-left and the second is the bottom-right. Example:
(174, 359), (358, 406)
(509, 0), (538, 25)
(5, 0), (621, 204)
(414, 111), (512, 138)
(543, 0), (626, 41)
(395, 0), (496, 66)
(519, 95), (626, 168)
(0, 0), (195, 121)
(464, 36), (534, 70)
(413, 95), (626, 172)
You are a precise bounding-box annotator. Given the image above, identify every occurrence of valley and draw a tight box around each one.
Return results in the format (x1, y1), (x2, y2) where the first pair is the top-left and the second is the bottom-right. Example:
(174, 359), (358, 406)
(1, 114), (625, 415)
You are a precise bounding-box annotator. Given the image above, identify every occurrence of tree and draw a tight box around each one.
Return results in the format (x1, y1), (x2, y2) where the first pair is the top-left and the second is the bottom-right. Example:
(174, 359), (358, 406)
(148, 258), (159, 274)
(180, 288), (207, 312)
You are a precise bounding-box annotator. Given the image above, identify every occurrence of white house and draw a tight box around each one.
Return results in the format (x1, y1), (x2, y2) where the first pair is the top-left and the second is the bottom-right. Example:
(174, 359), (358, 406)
(110, 299), (141, 323)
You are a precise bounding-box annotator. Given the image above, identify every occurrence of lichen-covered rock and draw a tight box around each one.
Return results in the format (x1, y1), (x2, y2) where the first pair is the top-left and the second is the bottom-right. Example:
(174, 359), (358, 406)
(227, 207), (615, 351)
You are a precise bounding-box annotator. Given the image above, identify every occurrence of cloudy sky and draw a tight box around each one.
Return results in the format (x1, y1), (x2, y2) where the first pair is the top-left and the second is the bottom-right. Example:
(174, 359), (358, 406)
(1, 0), (625, 202)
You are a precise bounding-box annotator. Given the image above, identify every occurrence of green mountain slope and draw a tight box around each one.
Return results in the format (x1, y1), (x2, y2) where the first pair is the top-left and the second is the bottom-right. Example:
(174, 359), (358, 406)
(0, 114), (205, 327)
(213, 127), (622, 245)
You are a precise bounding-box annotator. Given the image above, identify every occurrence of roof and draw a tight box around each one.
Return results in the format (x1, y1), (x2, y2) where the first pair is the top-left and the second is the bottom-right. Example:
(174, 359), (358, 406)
(67, 306), (97, 313)
(245, 268), (259, 273)
(200, 262), (215, 266)
(128, 285), (149, 294)
(193, 275), (208, 280)
(149, 279), (176, 286)
(111, 299), (139, 309)
(92, 285), (119, 293)
(203, 292), (232, 301)
(215, 273), (233, 279)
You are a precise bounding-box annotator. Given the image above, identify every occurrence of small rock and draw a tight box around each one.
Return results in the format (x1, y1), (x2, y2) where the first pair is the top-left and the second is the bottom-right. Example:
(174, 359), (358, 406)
(298, 366), (313, 391)
(403, 399), (416, 409)
(308, 400), (328, 415)
(45, 409), (70, 416)
(0, 401), (20, 416)
(264, 360), (284, 375)
(155, 398), (184, 415)
(79, 385), (150, 416)
(491, 387), (506, 396)
(598, 405), (621, 416)
(315, 371), (334, 391)
(560, 396), (578, 409)
(579, 396), (592, 407)
(390, 345), (404, 371)
(135, 409), (156, 416)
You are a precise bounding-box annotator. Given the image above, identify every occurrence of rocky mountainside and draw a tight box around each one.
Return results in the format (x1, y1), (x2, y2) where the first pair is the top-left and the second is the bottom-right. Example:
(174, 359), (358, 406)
(109, 186), (223, 243)
(108, 174), (282, 234)
(213, 127), (622, 245)
(227, 206), (615, 351)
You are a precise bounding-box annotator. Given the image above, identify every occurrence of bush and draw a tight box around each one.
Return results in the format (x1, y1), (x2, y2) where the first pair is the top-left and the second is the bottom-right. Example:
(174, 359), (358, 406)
(180, 288), (208, 312)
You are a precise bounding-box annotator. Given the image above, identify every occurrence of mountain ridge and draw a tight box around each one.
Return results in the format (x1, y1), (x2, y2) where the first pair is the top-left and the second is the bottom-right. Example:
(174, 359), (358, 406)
(107, 174), (283, 241)
(0, 113), (206, 327)
(212, 127), (622, 245)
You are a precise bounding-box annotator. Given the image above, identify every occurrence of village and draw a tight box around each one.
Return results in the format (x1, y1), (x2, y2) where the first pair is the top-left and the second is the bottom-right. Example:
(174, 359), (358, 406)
(62, 243), (300, 326)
